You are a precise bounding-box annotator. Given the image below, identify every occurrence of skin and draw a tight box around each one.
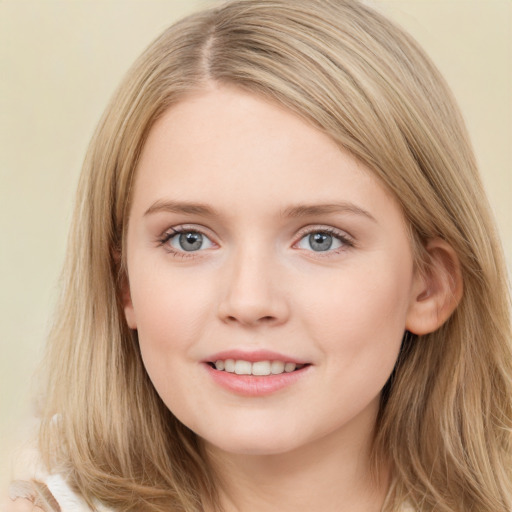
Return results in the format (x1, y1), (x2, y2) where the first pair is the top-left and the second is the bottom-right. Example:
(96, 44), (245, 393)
(5, 500), (43, 512)
(123, 85), (455, 512)
(3, 498), (43, 512)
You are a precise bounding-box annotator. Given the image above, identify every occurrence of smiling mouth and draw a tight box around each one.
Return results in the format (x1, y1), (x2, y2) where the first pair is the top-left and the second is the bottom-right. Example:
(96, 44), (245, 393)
(207, 359), (308, 376)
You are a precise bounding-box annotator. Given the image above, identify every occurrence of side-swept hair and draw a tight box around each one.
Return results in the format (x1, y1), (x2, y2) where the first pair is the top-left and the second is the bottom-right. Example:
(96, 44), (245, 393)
(38, 1), (512, 510)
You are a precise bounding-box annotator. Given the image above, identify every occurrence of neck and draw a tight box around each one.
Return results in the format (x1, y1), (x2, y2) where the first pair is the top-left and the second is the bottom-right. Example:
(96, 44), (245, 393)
(204, 403), (389, 512)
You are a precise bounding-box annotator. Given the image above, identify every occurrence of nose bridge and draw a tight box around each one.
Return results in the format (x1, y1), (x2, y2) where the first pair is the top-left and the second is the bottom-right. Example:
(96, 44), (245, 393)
(218, 240), (288, 326)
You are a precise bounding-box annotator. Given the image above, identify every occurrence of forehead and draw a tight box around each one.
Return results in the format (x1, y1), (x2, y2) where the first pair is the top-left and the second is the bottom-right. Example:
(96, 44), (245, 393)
(132, 85), (401, 224)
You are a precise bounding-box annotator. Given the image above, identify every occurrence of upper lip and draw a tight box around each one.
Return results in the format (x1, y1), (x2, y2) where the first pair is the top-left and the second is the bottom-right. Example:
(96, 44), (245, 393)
(205, 349), (309, 365)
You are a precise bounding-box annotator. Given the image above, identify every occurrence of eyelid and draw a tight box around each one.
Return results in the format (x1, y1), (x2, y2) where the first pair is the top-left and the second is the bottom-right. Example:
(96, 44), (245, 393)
(158, 223), (217, 240)
(294, 224), (354, 241)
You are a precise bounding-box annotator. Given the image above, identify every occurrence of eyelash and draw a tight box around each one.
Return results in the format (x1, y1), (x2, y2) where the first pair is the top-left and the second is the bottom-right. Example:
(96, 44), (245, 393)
(157, 225), (355, 259)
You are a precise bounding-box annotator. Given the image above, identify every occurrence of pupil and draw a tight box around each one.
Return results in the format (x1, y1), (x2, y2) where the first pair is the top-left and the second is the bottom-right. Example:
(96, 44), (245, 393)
(309, 233), (332, 251)
(179, 232), (203, 251)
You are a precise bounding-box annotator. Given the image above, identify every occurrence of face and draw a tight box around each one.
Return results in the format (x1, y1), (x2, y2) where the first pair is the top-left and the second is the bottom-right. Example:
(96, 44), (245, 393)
(124, 86), (422, 456)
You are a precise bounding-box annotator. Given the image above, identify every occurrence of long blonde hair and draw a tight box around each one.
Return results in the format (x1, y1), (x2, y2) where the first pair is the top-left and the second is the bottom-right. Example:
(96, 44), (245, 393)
(39, 0), (512, 510)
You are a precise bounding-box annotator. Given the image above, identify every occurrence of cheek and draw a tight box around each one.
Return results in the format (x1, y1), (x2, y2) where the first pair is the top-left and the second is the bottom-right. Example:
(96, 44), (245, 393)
(300, 253), (413, 364)
(128, 267), (216, 410)
(128, 265), (214, 367)
(131, 260), (208, 330)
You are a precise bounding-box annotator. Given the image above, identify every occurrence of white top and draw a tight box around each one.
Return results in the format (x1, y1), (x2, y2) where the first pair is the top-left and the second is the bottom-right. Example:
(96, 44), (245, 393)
(10, 473), (416, 511)
(48, 474), (110, 512)
(9, 474), (112, 512)
(45, 474), (93, 511)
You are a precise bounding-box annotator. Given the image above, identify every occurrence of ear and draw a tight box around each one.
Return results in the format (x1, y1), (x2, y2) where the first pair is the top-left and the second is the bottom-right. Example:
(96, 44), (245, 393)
(113, 247), (138, 330)
(121, 276), (137, 330)
(406, 238), (463, 335)
(120, 273), (138, 330)
(115, 251), (137, 330)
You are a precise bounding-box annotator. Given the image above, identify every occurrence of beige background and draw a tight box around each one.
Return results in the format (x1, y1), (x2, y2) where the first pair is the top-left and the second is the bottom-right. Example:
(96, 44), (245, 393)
(1, 0), (510, 490)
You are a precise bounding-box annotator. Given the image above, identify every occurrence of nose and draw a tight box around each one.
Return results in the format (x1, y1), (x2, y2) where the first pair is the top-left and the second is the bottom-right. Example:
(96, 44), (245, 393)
(217, 247), (290, 327)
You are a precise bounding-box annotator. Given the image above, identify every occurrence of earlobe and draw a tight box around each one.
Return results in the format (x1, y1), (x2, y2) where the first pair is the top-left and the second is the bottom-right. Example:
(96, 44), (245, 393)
(406, 238), (463, 335)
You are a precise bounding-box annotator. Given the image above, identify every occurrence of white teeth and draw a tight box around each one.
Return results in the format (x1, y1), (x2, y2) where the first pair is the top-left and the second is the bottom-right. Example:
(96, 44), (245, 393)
(252, 361), (271, 376)
(284, 362), (296, 373)
(234, 360), (252, 375)
(270, 360), (285, 374)
(212, 359), (303, 376)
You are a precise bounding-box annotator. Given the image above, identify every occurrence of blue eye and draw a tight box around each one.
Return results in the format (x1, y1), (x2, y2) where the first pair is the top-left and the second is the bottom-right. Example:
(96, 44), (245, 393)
(167, 230), (214, 252)
(296, 231), (346, 252)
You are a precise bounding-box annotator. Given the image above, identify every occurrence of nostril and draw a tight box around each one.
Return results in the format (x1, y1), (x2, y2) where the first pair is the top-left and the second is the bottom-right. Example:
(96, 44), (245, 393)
(225, 315), (276, 324)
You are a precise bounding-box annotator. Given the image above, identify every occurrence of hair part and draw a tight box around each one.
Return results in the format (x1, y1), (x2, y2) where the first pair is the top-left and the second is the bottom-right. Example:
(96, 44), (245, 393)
(38, 1), (512, 511)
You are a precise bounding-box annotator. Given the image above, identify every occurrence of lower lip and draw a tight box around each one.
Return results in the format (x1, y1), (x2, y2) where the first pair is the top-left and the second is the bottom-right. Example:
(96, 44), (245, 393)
(204, 364), (311, 396)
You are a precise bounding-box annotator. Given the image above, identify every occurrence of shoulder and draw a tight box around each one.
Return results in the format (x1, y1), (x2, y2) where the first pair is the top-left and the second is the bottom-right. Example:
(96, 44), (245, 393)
(5, 479), (59, 512)
(3, 498), (45, 512)
(6, 474), (107, 512)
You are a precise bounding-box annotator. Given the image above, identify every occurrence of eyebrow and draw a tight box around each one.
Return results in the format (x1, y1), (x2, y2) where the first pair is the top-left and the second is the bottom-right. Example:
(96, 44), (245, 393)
(144, 199), (376, 223)
(281, 203), (377, 223)
(144, 200), (219, 217)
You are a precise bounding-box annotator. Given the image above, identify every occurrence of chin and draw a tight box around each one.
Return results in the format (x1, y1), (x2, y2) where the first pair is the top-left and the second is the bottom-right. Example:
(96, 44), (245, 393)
(208, 440), (300, 457)
(199, 426), (306, 457)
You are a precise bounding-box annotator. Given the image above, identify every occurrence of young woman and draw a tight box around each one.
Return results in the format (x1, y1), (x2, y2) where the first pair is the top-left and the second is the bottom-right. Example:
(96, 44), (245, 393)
(8, 0), (512, 510)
